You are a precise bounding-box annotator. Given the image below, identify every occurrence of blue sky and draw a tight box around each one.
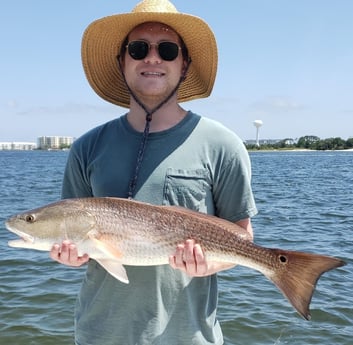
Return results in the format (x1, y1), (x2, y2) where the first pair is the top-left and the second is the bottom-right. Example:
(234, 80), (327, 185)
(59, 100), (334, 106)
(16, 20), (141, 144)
(1, 0), (352, 142)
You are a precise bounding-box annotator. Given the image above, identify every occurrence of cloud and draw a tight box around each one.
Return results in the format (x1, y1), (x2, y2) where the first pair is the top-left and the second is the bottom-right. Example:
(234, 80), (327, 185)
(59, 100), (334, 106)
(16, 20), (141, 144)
(1, 102), (124, 142)
(249, 96), (305, 115)
(7, 99), (19, 109)
(15, 102), (122, 118)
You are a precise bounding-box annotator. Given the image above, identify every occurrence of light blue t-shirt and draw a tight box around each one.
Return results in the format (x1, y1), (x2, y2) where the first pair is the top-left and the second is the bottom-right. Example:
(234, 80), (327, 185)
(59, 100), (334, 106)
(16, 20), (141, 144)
(62, 111), (257, 345)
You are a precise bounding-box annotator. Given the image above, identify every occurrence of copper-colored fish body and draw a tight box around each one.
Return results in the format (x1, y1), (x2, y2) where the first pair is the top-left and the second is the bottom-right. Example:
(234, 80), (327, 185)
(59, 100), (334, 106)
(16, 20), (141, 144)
(5, 197), (346, 320)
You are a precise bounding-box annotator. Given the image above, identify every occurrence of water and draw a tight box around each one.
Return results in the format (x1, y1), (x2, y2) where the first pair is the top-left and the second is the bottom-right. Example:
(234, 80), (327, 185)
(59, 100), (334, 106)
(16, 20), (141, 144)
(0, 150), (352, 344)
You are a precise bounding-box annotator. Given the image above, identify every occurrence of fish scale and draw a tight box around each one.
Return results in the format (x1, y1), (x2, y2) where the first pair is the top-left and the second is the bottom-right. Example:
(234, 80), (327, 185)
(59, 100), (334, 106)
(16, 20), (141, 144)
(90, 198), (253, 263)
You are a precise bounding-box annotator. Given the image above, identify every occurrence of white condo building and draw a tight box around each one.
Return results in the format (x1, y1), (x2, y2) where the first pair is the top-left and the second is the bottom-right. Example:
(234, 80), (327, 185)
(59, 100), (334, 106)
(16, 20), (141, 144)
(0, 142), (37, 150)
(37, 136), (74, 149)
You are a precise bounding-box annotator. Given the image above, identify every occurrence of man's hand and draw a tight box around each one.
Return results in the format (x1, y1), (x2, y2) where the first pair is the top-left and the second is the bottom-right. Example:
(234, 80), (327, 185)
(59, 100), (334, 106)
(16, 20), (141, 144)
(50, 240), (89, 267)
(169, 239), (235, 277)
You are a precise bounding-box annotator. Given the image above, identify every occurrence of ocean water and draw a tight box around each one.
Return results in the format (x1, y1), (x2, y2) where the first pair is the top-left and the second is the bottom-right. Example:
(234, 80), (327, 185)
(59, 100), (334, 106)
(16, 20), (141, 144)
(0, 150), (352, 345)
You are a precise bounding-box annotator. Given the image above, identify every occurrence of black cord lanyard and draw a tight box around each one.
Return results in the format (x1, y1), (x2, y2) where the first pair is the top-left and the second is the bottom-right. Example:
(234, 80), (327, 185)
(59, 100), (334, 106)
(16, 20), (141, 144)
(117, 56), (191, 199)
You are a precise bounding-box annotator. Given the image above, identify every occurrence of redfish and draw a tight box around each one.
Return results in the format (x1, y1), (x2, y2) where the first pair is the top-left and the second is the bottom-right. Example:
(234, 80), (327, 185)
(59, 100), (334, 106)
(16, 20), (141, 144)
(5, 197), (346, 320)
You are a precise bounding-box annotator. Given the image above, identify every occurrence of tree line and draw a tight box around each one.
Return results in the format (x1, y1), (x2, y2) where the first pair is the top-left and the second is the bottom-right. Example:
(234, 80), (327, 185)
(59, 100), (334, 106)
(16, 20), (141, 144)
(246, 135), (353, 151)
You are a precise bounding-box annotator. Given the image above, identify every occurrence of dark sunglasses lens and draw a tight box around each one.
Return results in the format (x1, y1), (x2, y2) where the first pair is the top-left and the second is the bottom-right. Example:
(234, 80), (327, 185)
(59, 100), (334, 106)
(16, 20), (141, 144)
(158, 42), (179, 61)
(128, 41), (149, 60)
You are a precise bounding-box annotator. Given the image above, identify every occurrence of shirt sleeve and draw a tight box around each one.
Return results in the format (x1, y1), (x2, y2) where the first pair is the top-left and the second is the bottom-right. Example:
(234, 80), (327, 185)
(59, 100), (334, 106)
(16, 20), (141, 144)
(212, 133), (257, 222)
(61, 143), (93, 199)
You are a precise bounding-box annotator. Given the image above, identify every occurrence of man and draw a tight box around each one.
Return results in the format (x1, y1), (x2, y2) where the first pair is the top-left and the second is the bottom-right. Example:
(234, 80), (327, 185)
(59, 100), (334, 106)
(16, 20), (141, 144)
(51, 0), (257, 344)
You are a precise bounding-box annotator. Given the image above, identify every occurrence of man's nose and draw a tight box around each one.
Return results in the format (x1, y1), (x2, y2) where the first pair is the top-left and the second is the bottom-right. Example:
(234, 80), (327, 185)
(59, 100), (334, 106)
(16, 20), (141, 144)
(144, 44), (162, 63)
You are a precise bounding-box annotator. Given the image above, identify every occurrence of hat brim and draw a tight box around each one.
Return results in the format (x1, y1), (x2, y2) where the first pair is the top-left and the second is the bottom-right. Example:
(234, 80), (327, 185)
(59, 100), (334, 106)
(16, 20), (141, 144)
(81, 12), (218, 108)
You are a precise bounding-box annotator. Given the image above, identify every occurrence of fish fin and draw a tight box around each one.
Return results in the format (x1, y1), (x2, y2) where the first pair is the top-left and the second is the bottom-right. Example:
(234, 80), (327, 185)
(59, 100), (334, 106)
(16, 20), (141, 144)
(87, 233), (129, 283)
(95, 259), (129, 284)
(265, 249), (346, 320)
(87, 232), (123, 259)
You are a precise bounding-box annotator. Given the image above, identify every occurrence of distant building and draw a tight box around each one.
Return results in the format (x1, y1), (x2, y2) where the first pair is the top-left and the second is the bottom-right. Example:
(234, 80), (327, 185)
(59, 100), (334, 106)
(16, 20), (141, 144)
(0, 142), (37, 150)
(245, 139), (282, 146)
(244, 138), (297, 146)
(37, 136), (74, 150)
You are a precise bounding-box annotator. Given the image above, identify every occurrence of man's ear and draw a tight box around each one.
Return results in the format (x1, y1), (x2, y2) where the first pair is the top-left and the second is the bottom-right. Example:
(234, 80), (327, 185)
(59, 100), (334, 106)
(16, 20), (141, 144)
(181, 57), (191, 81)
(117, 55), (125, 71)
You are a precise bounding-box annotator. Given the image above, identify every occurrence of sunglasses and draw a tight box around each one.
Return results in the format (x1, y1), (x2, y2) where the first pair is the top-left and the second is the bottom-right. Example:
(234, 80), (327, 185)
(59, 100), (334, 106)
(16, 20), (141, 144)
(126, 40), (181, 61)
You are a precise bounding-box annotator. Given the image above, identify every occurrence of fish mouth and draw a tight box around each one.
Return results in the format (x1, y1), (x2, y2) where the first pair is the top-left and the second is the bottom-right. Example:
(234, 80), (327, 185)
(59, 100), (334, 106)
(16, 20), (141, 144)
(5, 222), (34, 244)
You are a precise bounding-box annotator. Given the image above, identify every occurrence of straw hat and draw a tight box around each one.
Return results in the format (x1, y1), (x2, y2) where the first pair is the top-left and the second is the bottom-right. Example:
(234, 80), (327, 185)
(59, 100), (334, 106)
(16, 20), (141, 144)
(81, 0), (218, 108)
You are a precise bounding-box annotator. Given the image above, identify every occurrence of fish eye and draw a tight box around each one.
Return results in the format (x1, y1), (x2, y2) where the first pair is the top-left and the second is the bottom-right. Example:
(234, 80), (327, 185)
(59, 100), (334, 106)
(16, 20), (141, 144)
(25, 214), (36, 223)
(278, 254), (288, 264)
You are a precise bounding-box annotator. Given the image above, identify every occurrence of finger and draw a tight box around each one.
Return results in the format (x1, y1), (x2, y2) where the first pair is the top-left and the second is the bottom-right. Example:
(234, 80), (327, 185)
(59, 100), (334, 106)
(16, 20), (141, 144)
(193, 244), (208, 275)
(183, 239), (195, 262)
(59, 240), (72, 263)
(168, 255), (176, 268)
(68, 243), (79, 264)
(184, 239), (197, 275)
(66, 243), (88, 266)
(174, 244), (186, 268)
(50, 243), (61, 261)
(77, 253), (90, 265)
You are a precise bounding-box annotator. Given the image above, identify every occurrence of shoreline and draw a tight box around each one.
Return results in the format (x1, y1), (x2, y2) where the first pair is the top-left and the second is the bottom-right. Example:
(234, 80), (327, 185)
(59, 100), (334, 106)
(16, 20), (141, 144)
(248, 148), (353, 152)
(249, 148), (311, 152)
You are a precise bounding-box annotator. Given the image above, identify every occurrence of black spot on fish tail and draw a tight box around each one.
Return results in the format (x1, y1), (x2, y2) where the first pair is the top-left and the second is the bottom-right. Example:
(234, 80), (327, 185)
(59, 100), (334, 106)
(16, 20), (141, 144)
(265, 249), (346, 320)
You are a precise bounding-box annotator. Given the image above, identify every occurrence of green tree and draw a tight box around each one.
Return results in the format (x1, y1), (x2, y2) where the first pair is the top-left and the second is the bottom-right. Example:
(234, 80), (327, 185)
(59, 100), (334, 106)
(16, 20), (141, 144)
(345, 138), (353, 149)
(297, 135), (320, 149)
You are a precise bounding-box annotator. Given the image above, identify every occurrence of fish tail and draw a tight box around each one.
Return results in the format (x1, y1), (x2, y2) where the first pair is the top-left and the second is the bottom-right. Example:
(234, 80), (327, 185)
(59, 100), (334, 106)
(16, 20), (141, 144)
(265, 249), (346, 320)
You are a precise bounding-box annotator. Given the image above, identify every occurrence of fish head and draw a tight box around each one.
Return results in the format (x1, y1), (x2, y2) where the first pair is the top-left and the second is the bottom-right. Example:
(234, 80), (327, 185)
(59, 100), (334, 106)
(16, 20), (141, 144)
(5, 199), (96, 251)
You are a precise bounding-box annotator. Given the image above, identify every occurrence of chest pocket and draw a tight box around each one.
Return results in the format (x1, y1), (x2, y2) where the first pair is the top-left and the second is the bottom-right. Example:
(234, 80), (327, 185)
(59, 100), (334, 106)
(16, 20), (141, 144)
(163, 168), (211, 211)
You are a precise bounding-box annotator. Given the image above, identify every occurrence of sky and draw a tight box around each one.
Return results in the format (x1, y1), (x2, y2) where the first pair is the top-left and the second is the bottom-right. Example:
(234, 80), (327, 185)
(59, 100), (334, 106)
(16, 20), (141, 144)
(1, 0), (352, 142)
